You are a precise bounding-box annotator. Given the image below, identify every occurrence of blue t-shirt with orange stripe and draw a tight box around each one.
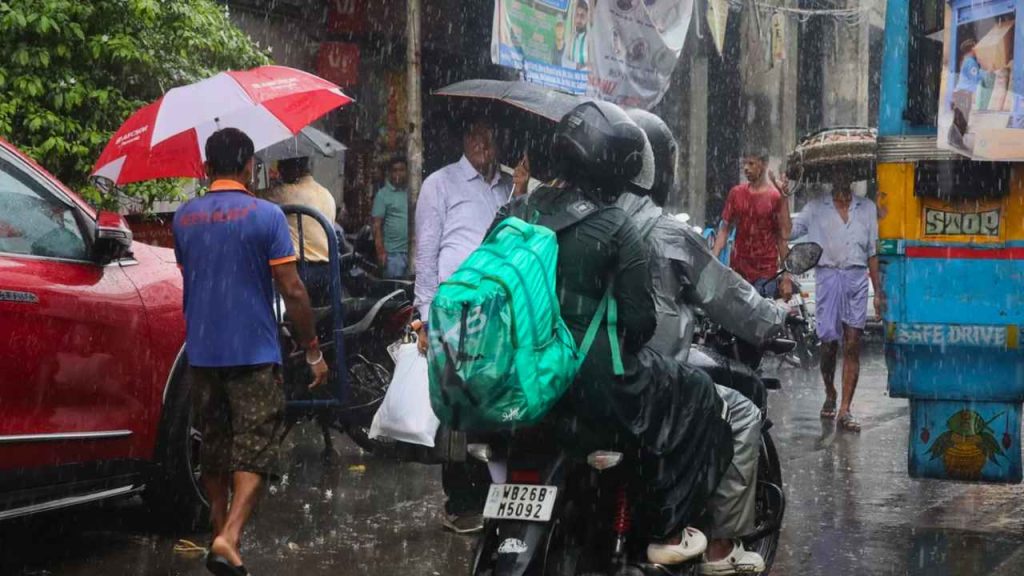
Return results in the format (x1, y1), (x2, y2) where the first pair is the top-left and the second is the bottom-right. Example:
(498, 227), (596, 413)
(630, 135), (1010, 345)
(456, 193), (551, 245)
(173, 179), (296, 367)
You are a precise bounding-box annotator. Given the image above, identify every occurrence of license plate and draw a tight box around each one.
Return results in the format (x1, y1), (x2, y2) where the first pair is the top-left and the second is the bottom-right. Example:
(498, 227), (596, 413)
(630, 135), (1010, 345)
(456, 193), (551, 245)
(483, 484), (557, 522)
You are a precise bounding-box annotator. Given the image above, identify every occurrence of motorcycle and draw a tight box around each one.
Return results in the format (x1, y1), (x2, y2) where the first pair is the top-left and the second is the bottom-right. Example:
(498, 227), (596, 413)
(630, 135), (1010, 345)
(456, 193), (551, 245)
(469, 243), (822, 576)
(768, 278), (820, 370)
(275, 206), (414, 460)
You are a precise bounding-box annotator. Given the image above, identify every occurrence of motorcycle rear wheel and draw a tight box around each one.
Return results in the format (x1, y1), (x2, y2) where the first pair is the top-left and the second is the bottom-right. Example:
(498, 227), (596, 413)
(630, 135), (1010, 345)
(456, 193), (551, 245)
(744, 431), (784, 573)
(341, 355), (395, 455)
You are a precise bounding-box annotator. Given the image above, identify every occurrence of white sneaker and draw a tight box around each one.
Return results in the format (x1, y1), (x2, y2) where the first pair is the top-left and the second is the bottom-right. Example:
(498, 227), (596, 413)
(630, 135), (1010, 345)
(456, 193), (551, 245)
(699, 540), (766, 575)
(647, 527), (708, 565)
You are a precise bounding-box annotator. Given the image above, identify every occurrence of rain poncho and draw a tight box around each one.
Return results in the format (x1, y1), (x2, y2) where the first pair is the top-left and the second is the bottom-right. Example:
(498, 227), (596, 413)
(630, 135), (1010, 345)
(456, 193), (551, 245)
(617, 192), (786, 539)
(497, 185), (733, 540)
(616, 193), (786, 360)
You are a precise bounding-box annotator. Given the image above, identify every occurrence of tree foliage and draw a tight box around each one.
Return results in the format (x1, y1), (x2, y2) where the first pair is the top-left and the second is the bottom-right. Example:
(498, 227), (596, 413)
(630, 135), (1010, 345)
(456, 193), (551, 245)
(0, 0), (270, 209)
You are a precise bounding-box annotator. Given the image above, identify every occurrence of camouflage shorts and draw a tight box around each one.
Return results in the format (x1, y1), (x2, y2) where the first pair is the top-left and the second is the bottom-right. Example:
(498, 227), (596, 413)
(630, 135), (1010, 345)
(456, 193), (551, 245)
(190, 364), (286, 479)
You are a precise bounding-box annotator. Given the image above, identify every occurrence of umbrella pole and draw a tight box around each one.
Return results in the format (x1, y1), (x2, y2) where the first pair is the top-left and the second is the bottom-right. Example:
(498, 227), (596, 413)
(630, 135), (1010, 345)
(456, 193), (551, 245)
(406, 0), (424, 274)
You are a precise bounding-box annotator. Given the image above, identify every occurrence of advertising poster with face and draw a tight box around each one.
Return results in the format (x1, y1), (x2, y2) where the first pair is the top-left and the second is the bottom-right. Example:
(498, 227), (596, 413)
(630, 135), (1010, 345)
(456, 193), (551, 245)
(490, 0), (692, 109)
(938, 0), (1024, 160)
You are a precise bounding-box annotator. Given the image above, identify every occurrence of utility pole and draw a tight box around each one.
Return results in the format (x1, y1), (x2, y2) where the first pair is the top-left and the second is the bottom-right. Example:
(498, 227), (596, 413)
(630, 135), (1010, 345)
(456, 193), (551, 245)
(406, 0), (424, 273)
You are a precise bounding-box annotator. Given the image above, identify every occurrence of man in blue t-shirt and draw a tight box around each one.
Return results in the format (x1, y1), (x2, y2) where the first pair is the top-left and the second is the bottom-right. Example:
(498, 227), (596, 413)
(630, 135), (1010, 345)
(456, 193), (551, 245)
(173, 128), (327, 575)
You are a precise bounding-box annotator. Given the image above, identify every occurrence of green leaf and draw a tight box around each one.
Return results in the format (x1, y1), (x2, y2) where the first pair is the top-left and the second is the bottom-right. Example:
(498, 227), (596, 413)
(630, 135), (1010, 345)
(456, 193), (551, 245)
(0, 0), (269, 211)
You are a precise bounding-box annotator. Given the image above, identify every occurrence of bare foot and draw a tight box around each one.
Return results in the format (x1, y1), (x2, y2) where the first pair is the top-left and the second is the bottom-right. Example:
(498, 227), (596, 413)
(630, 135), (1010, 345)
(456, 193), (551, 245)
(706, 538), (734, 562)
(210, 535), (243, 567)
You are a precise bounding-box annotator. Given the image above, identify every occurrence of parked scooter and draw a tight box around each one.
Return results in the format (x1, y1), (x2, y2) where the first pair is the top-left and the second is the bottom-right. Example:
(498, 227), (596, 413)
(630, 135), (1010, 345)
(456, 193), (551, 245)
(469, 243), (821, 575)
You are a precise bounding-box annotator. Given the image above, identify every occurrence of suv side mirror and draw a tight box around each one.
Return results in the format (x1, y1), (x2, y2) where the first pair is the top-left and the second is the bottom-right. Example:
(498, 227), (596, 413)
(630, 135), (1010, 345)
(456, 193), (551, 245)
(785, 242), (822, 276)
(94, 211), (133, 263)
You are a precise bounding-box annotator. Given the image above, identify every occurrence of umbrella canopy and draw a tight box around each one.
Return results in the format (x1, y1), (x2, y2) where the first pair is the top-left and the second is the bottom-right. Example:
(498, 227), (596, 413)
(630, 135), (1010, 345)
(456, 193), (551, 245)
(433, 80), (588, 181)
(434, 79), (587, 122)
(92, 65), (353, 187)
(257, 126), (347, 161)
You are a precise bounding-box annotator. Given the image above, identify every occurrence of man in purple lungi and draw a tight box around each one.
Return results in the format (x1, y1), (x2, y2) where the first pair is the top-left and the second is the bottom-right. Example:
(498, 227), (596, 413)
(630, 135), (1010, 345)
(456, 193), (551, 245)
(792, 174), (884, 432)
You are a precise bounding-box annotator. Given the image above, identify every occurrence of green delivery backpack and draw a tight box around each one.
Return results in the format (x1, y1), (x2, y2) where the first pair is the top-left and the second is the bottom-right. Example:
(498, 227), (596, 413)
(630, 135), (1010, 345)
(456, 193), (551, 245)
(426, 216), (621, 431)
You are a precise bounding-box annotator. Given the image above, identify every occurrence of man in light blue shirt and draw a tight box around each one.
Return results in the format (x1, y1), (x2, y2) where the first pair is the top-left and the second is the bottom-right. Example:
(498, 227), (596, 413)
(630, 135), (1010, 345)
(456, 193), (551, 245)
(414, 120), (517, 321)
(413, 117), (521, 534)
(791, 175), (884, 433)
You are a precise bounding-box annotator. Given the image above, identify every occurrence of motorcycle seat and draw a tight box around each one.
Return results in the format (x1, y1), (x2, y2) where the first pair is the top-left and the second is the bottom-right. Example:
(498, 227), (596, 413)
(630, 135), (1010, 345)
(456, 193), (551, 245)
(342, 297), (378, 325)
(310, 298), (379, 330)
(688, 345), (767, 411)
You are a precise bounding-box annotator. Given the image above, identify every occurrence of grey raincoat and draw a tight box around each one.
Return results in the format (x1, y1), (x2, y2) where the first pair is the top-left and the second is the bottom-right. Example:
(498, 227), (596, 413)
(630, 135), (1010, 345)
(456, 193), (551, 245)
(616, 193), (786, 360)
(617, 192), (786, 539)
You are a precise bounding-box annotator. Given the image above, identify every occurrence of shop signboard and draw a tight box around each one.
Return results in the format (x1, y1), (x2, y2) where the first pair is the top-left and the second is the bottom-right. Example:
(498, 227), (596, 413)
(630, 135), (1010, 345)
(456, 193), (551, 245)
(490, 0), (692, 109)
(937, 0), (1024, 160)
(327, 0), (367, 34)
(318, 42), (360, 88)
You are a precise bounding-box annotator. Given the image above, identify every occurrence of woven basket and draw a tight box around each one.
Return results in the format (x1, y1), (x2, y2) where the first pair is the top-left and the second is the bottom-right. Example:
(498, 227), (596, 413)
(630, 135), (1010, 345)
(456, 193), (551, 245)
(786, 127), (878, 182)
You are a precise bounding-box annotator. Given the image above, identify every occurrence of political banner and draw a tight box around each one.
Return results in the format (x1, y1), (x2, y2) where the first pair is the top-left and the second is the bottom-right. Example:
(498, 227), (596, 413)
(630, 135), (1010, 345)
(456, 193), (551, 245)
(937, 0), (1024, 160)
(491, 0), (692, 109)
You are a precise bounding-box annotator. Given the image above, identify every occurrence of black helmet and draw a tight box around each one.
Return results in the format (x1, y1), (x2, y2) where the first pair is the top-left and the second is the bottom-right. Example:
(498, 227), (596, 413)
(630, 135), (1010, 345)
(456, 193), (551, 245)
(626, 109), (678, 207)
(552, 101), (650, 193)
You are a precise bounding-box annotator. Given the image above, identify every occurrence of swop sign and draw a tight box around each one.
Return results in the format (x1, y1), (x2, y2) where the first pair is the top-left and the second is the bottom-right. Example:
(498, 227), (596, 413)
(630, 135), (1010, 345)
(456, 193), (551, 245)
(491, 0), (693, 109)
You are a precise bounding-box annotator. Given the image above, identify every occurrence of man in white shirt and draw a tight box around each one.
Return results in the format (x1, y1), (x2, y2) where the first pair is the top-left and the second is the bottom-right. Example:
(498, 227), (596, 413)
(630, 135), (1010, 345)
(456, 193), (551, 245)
(791, 175), (885, 432)
(414, 118), (527, 533)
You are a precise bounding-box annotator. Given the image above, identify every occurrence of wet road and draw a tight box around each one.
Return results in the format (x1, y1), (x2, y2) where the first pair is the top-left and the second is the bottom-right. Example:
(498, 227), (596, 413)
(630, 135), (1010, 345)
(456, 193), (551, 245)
(4, 337), (1024, 575)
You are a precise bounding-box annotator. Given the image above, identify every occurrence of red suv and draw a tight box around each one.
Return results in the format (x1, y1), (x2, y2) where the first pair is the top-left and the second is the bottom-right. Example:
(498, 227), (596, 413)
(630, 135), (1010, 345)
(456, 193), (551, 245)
(0, 139), (203, 525)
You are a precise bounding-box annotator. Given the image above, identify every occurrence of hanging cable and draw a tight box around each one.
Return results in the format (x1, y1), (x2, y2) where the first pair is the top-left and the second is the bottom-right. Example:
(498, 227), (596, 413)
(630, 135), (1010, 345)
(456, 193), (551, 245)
(750, 1), (870, 26)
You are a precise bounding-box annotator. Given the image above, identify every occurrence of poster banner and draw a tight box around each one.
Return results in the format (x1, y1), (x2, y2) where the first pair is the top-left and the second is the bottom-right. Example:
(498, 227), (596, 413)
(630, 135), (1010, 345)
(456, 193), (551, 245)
(491, 0), (692, 109)
(938, 0), (1024, 160)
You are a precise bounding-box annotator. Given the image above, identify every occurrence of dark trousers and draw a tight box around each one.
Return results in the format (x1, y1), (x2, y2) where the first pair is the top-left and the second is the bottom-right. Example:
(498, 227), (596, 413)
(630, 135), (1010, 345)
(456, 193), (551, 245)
(301, 261), (335, 308)
(442, 460), (491, 515)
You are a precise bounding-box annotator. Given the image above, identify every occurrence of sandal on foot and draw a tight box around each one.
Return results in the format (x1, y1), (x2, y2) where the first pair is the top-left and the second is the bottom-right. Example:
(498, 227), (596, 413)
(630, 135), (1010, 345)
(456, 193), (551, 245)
(647, 527), (708, 565)
(206, 552), (249, 576)
(699, 540), (766, 575)
(838, 413), (862, 433)
(820, 399), (837, 420)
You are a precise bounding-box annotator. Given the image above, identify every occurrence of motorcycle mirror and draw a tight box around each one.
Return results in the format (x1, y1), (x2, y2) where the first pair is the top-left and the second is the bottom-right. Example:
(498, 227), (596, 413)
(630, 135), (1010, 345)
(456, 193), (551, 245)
(784, 242), (823, 275)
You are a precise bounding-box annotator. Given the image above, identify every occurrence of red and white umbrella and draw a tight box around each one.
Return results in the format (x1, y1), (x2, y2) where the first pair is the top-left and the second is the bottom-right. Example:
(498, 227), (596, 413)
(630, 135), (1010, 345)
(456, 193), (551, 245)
(92, 65), (353, 186)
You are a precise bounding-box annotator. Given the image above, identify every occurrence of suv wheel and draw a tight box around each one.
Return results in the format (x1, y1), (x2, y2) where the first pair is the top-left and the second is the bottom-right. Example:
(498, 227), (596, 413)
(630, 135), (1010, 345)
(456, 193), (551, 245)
(144, 356), (208, 531)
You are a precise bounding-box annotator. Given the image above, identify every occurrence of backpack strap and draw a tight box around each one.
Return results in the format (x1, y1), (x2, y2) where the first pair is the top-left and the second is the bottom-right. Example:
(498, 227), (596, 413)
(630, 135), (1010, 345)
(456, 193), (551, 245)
(576, 281), (625, 376)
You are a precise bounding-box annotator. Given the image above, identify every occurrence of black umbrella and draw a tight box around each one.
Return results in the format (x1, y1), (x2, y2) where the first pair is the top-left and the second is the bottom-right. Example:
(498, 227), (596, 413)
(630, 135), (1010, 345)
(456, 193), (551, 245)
(433, 80), (589, 181)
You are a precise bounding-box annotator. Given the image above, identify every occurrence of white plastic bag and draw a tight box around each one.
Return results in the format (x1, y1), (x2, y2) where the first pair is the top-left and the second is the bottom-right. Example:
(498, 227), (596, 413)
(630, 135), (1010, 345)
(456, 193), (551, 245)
(368, 342), (440, 447)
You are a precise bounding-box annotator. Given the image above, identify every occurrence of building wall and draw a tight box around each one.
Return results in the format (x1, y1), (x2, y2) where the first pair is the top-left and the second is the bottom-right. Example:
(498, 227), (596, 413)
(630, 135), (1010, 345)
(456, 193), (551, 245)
(694, 0), (886, 223)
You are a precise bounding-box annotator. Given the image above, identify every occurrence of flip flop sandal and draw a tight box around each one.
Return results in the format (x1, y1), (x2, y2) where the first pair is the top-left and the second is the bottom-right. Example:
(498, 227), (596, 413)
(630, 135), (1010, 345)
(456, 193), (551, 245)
(820, 399), (837, 420)
(206, 552), (249, 576)
(838, 413), (862, 433)
(173, 539), (207, 556)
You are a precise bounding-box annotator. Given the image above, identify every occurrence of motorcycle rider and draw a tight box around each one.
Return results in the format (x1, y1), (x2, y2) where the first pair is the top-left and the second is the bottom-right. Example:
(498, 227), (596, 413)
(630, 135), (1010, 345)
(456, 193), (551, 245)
(496, 101), (734, 565)
(617, 109), (788, 574)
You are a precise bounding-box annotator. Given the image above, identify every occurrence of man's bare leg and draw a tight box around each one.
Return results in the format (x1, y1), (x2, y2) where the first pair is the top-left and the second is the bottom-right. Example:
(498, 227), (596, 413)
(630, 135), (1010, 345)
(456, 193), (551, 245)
(210, 471), (264, 567)
(820, 341), (840, 410)
(837, 326), (863, 419)
(202, 471), (230, 538)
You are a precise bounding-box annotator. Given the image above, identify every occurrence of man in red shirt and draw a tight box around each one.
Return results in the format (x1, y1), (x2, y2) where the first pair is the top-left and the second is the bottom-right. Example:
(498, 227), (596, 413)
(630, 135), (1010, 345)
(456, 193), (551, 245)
(712, 151), (793, 300)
